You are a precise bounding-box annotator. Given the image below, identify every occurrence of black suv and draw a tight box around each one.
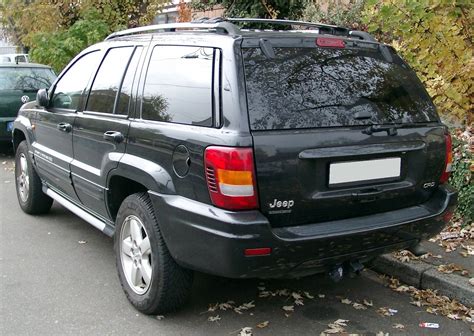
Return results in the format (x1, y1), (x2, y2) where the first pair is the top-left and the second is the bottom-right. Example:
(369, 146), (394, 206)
(12, 18), (457, 314)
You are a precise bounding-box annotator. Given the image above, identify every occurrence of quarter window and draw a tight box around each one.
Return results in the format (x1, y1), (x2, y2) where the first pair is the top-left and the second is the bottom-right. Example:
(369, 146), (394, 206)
(116, 47), (143, 115)
(86, 47), (135, 114)
(142, 45), (214, 126)
(51, 51), (101, 110)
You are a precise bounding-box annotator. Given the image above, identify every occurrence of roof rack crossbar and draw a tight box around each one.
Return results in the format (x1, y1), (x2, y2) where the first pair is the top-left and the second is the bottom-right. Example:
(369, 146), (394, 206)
(105, 22), (239, 40)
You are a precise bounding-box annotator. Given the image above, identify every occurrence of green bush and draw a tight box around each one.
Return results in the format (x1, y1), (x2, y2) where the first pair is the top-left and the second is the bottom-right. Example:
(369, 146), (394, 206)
(29, 10), (110, 73)
(449, 128), (473, 224)
(301, 0), (366, 28)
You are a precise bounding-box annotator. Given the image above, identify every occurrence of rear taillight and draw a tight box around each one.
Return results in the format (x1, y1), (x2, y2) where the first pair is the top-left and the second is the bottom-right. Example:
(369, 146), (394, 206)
(440, 133), (453, 184)
(204, 146), (258, 210)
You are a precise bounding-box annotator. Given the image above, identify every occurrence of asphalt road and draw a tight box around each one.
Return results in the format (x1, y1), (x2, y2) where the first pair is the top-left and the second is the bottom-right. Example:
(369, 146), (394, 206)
(0, 147), (471, 336)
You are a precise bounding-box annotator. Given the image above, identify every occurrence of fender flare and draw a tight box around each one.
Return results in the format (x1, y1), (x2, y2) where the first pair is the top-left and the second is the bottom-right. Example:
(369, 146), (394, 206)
(107, 153), (176, 195)
(12, 115), (34, 150)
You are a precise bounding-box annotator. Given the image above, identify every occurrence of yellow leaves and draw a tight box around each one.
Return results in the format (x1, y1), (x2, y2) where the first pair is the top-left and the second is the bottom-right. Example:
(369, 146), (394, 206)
(363, 1), (473, 125)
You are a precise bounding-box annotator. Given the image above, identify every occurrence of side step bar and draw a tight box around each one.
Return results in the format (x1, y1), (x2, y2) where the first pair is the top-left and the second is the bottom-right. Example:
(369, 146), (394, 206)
(43, 186), (114, 237)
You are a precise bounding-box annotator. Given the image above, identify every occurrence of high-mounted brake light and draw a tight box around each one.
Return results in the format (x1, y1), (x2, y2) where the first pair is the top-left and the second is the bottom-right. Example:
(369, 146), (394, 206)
(204, 146), (259, 210)
(439, 133), (453, 184)
(316, 37), (345, 48)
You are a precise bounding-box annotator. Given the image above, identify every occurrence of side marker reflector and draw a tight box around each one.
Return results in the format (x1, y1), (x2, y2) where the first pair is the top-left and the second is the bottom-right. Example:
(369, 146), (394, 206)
(244, 247), (272, 256)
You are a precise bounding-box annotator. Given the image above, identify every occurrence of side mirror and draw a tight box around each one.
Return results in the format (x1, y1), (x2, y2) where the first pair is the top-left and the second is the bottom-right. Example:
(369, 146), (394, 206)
(36, 89), (49, 107)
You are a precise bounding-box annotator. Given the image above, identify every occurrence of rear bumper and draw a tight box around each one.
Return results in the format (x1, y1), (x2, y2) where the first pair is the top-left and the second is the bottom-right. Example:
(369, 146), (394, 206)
(150, 185), (457, 278)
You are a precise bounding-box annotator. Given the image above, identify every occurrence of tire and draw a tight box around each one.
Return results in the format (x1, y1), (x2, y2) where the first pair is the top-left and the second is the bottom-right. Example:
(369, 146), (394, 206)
(15, 140), (53, 214)
(114, 192), (193, 314)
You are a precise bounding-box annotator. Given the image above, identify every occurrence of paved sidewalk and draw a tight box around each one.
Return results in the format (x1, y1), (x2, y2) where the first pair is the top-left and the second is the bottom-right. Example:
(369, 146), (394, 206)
(373, 240), (474, 307)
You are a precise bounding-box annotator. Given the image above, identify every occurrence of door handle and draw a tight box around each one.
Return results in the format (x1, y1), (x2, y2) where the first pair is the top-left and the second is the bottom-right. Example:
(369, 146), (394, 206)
(103, 131), (124, 143)
(57, 122), (72, 133)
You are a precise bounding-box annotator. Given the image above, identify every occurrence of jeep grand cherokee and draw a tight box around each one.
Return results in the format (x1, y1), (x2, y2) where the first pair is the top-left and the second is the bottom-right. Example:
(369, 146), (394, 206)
(12, 18), (457, 314)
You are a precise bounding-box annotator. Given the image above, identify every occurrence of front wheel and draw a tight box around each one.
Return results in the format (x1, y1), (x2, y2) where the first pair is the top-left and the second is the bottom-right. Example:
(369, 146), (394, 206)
(15, 140), (53, 214)
(114, 192), (193, 314)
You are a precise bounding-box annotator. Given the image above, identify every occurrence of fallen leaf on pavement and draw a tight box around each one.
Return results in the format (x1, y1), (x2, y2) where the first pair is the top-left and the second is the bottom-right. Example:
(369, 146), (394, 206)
(363, 299), (373, 307)
(392, 323), (405, 329)
(218, 301), (234, 311)
(393, 250), (417, 262)
(340, 298), (352, 305)
(208, 315), (221, 322)
(377, 307), (397, 316)
(234, 301), (255, 314)
(156, 315), (164, 320)
(318, 294), (325, 298)
(276, 289), (289, 296)
(78, 240), (87, 244)
(447, 313), (461, 320)
(291, 292), (303, 300)
(207, 303), (218, 312)
(282, 305), (294, 312)
(256, 321), (269, 328)
(469, 278), (474, 286)
(353, 302), (367, 310)
(259, 291), (271, 298)
(239, 327), (252, 336)
(304, 291), (314, 299)
(394, 285), (411, 292)
(295, 299), (304, 306)
(460, 244), (474, 256)
(322, 319), (348, 334)
(437, 263), (470, 276)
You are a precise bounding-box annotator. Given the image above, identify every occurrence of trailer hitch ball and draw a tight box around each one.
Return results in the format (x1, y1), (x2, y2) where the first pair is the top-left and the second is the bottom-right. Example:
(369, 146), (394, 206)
(328, 265), (344, 282)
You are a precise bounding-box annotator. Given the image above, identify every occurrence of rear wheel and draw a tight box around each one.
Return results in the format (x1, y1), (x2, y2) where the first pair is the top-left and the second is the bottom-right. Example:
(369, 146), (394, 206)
(114, 192), (193, 314)
(15, 140), (53, 214)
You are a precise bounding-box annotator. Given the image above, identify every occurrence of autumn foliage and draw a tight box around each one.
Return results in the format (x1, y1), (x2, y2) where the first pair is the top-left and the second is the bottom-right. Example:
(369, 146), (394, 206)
(177, 0), (192, 23)
(362, 0), (473, 125)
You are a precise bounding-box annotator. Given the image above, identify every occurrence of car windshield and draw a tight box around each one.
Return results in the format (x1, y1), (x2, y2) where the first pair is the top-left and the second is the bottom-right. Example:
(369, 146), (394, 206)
(243, 47), (438, 130)
(0, 67), (56, 91)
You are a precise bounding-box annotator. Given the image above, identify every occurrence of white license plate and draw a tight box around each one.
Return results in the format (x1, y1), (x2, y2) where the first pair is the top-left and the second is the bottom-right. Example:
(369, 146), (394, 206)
(329, 157), (401, 185)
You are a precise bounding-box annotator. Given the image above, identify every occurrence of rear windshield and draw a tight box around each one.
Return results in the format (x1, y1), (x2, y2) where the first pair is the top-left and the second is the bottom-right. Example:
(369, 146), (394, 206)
(0, 67), (56, 91)
(243, 47), (438, 130)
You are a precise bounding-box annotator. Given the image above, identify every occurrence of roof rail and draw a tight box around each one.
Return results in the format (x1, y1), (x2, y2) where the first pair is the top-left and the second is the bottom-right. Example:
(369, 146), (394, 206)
(105, 21), (239, 40)
(226, 17), (350, 36)
(104, 17), (375, 42)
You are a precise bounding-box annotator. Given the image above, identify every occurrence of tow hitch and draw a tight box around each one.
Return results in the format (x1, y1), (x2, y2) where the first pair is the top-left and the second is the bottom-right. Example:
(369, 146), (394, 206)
(328, 260), (365, 282)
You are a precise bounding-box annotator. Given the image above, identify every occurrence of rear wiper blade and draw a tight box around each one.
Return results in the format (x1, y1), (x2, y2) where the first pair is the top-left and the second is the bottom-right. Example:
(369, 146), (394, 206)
(362, 124), (398, 136)
(362, 122), (431, 136)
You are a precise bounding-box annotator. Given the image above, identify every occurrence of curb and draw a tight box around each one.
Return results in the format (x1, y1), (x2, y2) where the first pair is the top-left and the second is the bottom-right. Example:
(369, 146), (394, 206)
(372, 254), (474, 307)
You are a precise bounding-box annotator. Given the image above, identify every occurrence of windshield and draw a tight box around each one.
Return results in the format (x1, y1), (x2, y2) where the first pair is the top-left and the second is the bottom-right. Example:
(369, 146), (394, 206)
(0, 67), (56, 91)
(243, 47), (438, 130)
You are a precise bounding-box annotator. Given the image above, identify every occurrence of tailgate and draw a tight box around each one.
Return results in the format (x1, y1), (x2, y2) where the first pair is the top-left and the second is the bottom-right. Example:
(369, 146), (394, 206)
(242, 37), (445, 227)
(252, 127), (446, 227)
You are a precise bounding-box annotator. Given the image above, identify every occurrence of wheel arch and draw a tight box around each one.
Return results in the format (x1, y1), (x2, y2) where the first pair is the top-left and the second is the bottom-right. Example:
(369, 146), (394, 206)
(13, 129), (26, 152)
(106, 155), (176, 220)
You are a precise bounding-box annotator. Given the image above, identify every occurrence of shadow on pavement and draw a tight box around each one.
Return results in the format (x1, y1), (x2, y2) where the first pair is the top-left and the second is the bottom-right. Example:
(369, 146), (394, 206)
(0, 142), (14, 157)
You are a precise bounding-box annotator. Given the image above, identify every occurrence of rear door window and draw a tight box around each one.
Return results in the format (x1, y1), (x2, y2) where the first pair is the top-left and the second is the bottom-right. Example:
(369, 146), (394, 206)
(141, 45), (214, 127)
(243, 47), (438, 130)
(86, 47), (135, 114)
